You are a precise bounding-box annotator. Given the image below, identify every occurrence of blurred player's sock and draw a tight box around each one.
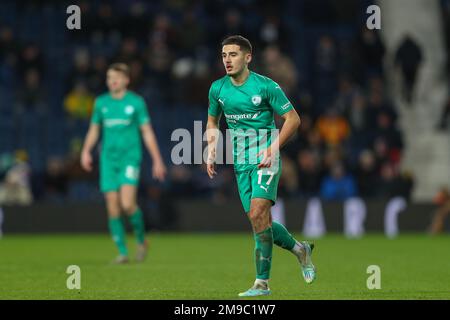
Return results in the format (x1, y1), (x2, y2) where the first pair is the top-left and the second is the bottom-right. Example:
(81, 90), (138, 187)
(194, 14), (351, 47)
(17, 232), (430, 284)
(136, 239), (149, 263)
(272, 221), (296, 250)
(108, 217), (128, 257)
(128, 208), (146, 244)
(254, 227), (273, 280)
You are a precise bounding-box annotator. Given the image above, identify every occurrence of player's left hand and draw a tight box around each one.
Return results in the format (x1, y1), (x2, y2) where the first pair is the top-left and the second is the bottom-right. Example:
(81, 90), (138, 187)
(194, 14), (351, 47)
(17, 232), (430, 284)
(152, 160), (167, 182)
(257, 148), (273, 169)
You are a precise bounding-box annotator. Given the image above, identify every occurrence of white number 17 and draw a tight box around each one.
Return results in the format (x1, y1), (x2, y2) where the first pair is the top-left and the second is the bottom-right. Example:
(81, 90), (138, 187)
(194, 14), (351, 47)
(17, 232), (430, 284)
(257, 170), (275, 186)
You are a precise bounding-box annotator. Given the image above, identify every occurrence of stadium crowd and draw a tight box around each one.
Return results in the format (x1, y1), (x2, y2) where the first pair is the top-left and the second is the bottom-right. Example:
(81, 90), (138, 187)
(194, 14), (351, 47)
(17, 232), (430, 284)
(0, 0), (420, 210)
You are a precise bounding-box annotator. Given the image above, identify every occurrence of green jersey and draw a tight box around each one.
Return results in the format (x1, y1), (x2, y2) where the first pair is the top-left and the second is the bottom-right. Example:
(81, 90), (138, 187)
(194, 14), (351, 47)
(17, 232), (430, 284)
(91, 91), (150, 163)
(208, 71), (294, 172)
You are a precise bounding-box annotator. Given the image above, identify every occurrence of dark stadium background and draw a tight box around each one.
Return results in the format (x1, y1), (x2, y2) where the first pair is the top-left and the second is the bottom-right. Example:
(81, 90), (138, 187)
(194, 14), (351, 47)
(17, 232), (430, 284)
(0, 0), (449, 234)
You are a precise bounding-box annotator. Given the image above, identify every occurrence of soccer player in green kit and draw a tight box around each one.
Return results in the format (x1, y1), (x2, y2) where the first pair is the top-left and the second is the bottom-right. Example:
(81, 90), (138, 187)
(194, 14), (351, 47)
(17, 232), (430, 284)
(206, 36), (316, 296)
(81, 63), (167, 264)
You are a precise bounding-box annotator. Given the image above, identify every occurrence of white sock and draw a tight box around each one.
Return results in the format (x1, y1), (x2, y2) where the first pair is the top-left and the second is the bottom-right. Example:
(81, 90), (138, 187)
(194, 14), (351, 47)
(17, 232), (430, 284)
(254, 279), (269, 289)
(291, 241), (304, 256)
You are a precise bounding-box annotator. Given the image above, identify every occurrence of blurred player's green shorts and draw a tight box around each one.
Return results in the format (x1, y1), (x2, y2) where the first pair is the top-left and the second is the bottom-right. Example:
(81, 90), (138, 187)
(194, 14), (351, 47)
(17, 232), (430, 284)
(100, 155), (141, 193)
(235, 160), (282, 213)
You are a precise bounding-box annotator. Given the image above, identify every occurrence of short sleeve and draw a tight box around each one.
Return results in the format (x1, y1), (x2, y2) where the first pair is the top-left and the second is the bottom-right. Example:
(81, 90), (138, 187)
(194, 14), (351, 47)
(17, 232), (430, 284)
(266, 80), (294, 115)
(136, 97), (151, 126)
(91, 98), (102, 124)
(208, 83), (222, 117)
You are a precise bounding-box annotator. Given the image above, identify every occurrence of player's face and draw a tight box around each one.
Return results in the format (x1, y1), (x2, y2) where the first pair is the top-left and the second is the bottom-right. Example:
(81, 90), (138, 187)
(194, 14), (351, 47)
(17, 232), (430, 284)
(222, 44), (251, 76)
(106, 69), (129, 93)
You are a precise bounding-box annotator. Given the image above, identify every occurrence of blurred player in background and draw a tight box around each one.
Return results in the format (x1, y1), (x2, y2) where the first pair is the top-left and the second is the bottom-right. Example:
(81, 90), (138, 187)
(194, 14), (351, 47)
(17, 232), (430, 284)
(206, 36), (316, 297)
(81, 63), (166, 264)
(429, 187), (450, 234)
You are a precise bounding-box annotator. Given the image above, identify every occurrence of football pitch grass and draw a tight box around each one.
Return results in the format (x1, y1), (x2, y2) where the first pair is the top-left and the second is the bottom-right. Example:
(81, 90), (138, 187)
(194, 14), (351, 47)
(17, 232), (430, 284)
(0, 233), (449, 300)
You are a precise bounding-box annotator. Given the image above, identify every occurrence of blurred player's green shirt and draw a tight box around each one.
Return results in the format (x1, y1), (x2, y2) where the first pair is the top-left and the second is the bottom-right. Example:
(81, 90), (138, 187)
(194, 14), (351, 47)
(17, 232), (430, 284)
(91, 91), (150, 162)
(208, 71), (294, 172)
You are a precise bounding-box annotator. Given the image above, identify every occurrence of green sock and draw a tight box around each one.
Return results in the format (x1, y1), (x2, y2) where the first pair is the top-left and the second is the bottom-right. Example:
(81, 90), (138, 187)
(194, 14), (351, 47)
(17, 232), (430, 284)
(108, 217), (128, 256)
(254, 227), (273, 280)
(128, 208), (146, 245)
(272, 221), (296, 251)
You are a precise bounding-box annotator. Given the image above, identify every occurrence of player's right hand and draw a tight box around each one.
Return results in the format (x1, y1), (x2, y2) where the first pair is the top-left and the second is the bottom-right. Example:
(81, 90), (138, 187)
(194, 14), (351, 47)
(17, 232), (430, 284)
(81, 151), (93, 172)
(207, 163), (217, 179)
(206, 149), (217, 179)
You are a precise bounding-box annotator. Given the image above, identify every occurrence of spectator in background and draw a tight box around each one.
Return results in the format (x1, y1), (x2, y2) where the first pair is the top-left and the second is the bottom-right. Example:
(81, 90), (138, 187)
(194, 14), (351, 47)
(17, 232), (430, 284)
(43, 156), (68, 202)
(320, 162), (357, 201)
(314, 35), (338, 113)
(148, 13), (179, 51)
(394, 35), (423, 104)
(280, 155), (298, 196)
(334, 76), (361, 115)
(66, 49), (93, 91)
(16, 68), (46, 113)
(354, 28), (385, 77)
(64, 82), (95, 120)
(315, 108), (350, 147)
(145, 37), (174, 104)
(90, 2), (120, 43)
(0, 150), (33, 205)
(121, 2), (149, 39)
(297, 149), (322, 197)
(346, 93), (368, 133)
(221, 9), (246, 39)
(113, 37), (141, 64)
(177, 9), (205, 55)
(261, 45), (298, 97)
(377, 163), (414, 200)
(128, 59), (145, 91)
(17, 43), (44, 77)
(356, 150), (378, 197)
(259, 15), (281, 46)
(90, 55), (108, 93)
(0, 26), (18, 64)
(366, 88), (398, 130)
(373, 111), (404, 163)
(283, 113), (314, 159)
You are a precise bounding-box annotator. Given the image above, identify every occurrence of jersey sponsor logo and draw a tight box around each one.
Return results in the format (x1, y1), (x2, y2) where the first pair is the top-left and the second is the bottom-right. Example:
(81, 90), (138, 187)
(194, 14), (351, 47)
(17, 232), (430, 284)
(125, 105), (135, 114)
(104, 119), (132, 127)
(252, 111), (261, 119)
(224, 112), (260, 123)
(251, 95), (262, 106)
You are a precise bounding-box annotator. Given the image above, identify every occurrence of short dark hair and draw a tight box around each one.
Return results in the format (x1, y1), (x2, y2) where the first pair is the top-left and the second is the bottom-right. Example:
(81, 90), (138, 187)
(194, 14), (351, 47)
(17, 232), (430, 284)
(107, 63), (130, 77)
(221, 35), (252, 54)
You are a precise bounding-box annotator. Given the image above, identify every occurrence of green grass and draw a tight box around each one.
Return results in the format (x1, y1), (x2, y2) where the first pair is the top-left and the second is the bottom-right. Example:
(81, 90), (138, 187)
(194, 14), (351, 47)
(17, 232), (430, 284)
(0, 233), (449, 299)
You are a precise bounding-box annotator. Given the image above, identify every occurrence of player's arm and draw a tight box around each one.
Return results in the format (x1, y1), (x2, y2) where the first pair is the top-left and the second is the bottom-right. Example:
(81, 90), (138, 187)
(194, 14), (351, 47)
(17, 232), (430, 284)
(206, 114), (221, 179)
(258, 81), (301, 168)
(140, 123), (167, 182)
(206, 81), (223, 179)
(258, 109), (300, 168)
(81, 123), (100, 172)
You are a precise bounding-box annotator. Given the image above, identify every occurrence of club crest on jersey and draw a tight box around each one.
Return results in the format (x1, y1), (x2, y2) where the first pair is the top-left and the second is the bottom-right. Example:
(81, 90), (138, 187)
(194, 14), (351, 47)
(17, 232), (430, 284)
(251, 95), (262, 106)
(125, 105), (134, 114)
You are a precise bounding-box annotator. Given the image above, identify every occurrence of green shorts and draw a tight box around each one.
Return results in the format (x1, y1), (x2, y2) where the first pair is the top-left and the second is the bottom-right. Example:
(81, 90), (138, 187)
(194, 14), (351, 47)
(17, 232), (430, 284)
(235, 160), (282, 213)
(100, 156), (141, 193)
